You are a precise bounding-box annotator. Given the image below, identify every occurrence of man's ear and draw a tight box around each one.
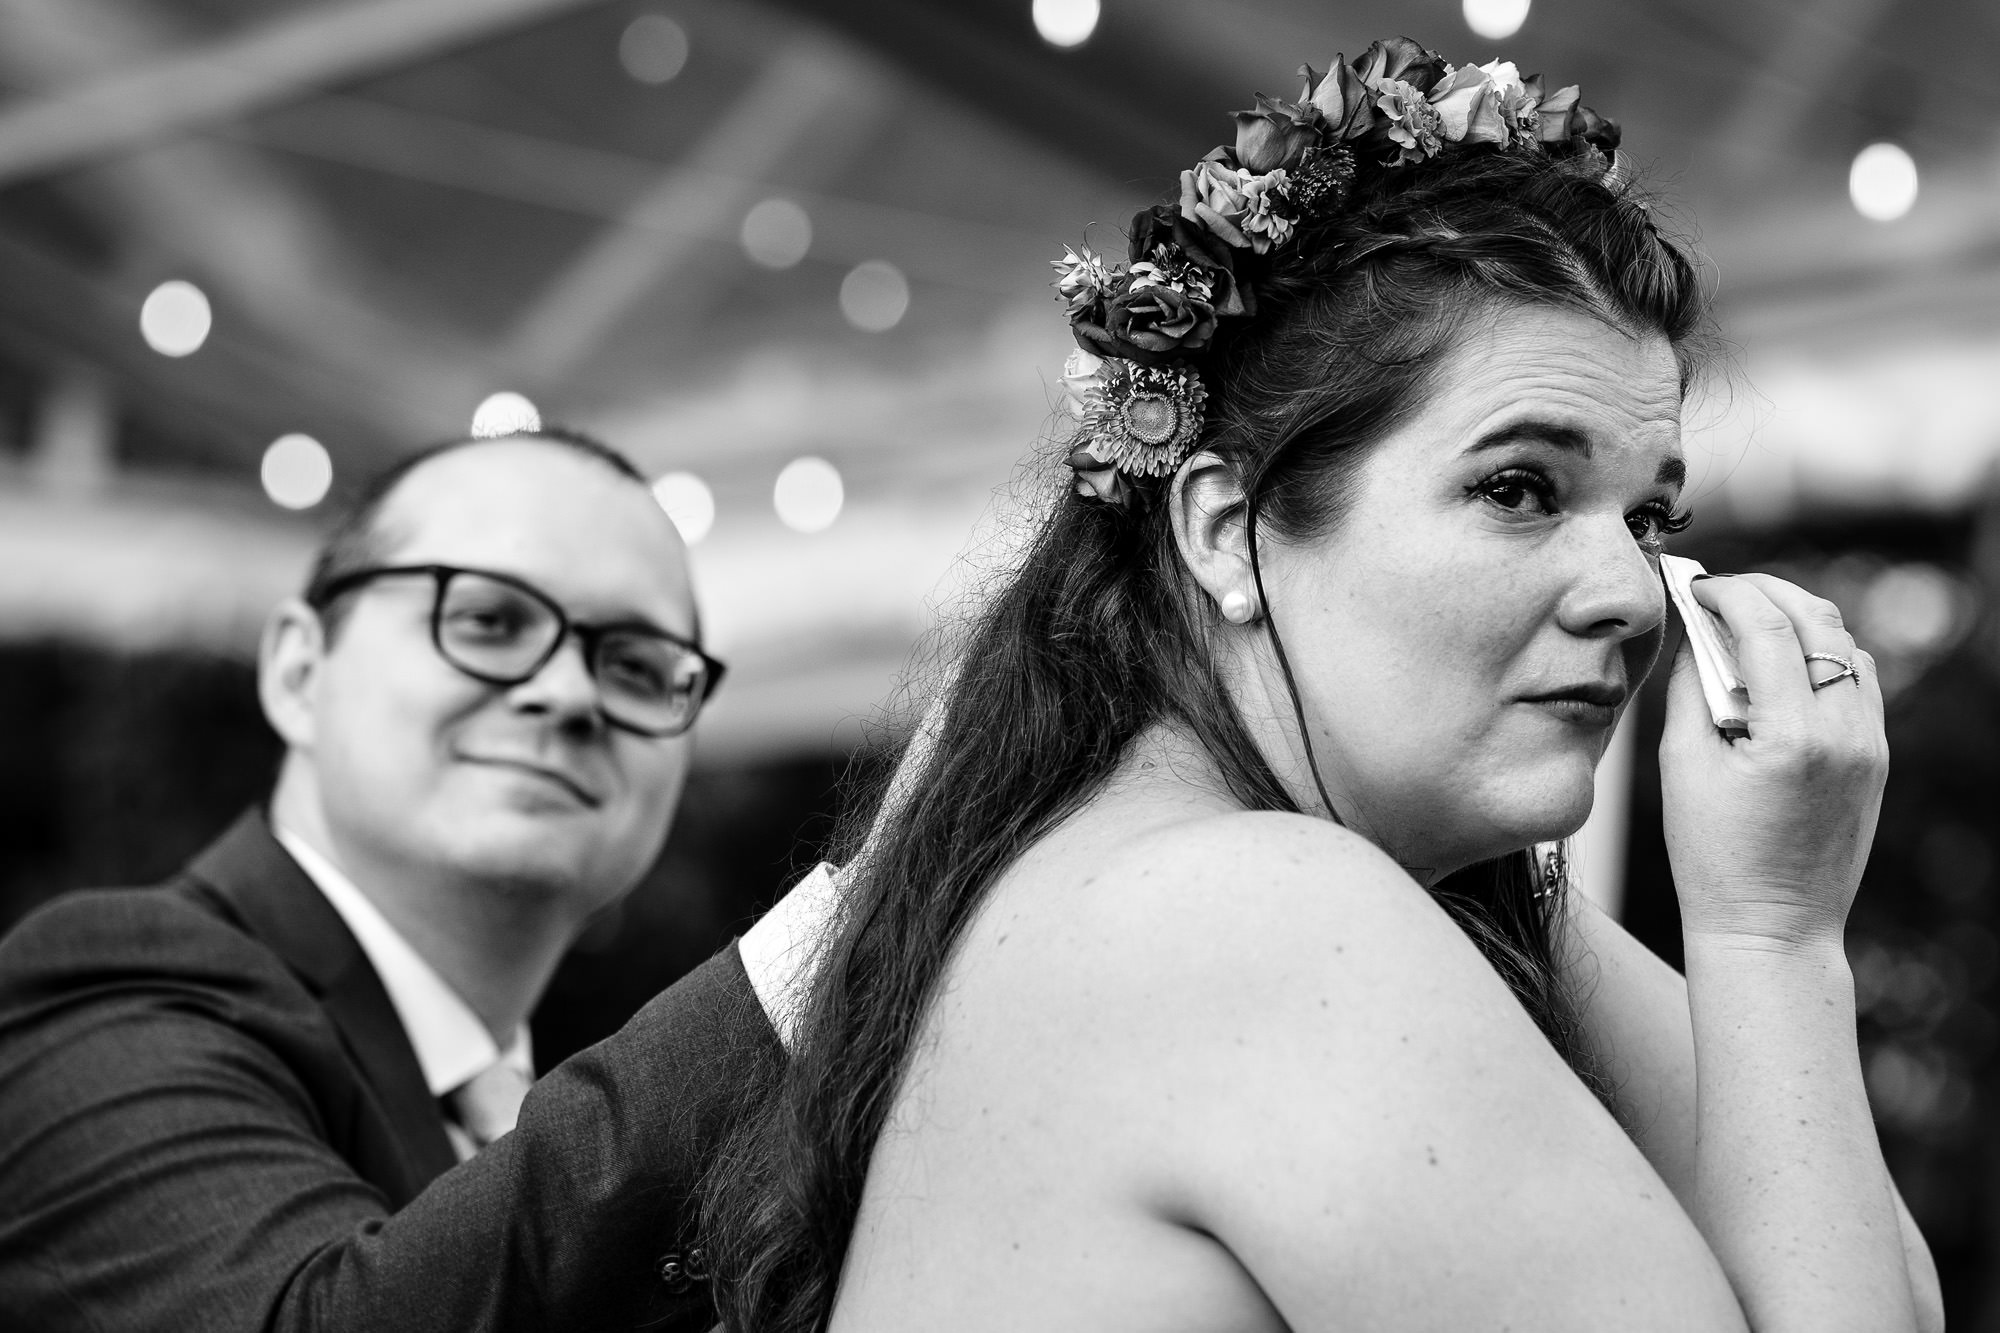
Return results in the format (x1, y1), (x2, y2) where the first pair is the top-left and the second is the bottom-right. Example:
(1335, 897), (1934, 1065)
(258, 598), (326, 750)
(1168, 450), (1256, 617)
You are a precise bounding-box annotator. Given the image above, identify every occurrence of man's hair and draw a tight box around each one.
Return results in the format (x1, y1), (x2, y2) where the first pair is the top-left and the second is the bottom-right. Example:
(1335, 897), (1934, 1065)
(302, 426), (649, 638)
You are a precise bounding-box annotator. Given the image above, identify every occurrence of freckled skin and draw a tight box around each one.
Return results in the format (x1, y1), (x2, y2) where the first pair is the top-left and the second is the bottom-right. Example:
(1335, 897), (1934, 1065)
(1253, 303), (1686, 874)
(830, 306), (1715, 1333)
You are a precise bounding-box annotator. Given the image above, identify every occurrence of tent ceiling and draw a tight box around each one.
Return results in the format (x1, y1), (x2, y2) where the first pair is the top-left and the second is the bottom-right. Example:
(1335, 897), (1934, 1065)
(1, 0), (1996, 752)
(2, 0), (1994, 473)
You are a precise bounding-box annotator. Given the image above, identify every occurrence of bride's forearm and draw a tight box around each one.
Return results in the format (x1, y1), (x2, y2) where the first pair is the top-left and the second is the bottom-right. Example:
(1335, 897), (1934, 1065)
(1681, 929), (1919, 1332)
(1564, 897), (1700, 1200)
(1567, 898), (1942, 1332)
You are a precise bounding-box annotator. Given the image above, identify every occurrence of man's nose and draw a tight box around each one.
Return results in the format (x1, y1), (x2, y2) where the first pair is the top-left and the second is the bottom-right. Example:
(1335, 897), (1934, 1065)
(1557, 517), (1667, 641)
(505, 634), (607, 734)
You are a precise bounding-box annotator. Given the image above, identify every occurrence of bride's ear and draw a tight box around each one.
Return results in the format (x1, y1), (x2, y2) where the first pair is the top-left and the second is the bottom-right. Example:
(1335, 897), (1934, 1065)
(1168, 451), (1258, 623)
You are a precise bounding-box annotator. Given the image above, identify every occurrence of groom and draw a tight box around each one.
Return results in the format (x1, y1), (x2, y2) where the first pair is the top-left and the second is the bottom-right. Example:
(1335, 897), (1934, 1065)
(0, 428), (827, 1330)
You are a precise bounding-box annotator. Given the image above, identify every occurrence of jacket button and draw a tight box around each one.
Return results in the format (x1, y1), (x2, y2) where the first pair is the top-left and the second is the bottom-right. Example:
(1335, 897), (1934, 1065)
(656, 1253), (691, 1294)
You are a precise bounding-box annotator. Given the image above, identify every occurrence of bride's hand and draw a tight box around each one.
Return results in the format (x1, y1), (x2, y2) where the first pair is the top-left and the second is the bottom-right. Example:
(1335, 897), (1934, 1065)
(1658, 572), (1888, 948)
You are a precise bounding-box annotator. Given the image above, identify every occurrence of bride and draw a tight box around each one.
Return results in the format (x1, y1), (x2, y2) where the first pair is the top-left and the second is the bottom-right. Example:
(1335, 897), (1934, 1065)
(704, 37), (1942, 1331)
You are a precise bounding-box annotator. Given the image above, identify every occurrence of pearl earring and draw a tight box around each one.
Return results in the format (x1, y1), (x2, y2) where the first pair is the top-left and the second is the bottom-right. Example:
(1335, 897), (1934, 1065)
(1219, 589), (1259, 624)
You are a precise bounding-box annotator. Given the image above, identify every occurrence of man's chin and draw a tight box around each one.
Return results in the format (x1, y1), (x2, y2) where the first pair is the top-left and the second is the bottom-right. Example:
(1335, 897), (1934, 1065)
(431, 809), (602, 891)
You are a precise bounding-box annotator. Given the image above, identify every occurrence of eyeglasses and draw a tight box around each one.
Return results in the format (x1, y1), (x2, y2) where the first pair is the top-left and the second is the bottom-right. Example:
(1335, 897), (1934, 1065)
(309, 564), (726, 738)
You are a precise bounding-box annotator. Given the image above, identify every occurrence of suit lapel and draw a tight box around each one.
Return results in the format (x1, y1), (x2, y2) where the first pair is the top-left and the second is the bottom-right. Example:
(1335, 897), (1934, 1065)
(187, 810), (460, 1189)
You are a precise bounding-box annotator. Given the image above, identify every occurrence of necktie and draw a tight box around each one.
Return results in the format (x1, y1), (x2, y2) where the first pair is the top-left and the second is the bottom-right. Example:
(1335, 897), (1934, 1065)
(444, 1058), (533, 1159)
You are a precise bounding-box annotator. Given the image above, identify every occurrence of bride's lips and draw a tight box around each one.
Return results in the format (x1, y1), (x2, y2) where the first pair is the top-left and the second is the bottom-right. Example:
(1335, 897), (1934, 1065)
(459, 755), (603, 807)
(1518, 681), (1627, 728)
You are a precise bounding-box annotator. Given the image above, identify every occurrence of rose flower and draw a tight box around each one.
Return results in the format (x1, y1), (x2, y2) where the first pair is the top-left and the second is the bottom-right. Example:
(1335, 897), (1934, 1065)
(1231, 93), (1322, 173)
(1072, 275), (1218, 365)
(1428, 63), (1510, 147)
(1126, 204), (1249, 317)
(1179, 152), (1295, 254)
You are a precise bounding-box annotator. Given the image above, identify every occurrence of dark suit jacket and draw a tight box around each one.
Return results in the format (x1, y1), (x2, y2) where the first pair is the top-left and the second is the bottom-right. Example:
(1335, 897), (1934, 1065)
(0, 810), (783, 1331)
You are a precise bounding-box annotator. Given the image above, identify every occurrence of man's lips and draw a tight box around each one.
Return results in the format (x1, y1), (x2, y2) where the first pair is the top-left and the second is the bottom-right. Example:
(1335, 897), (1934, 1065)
(459, 755), (603, 807)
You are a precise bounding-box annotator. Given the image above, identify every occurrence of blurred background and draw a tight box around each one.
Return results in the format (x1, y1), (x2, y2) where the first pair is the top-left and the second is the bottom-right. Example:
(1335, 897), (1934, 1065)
(1, 0), (1996, 1319)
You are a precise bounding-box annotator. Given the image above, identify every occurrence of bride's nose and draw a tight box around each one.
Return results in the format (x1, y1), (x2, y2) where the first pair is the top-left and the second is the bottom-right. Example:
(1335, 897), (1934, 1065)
(1554, 516), (1668, 641)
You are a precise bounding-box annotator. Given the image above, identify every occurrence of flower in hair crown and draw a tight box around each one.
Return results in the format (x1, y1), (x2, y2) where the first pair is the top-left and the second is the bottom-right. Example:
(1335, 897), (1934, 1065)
(1052, 35), (1620, 508)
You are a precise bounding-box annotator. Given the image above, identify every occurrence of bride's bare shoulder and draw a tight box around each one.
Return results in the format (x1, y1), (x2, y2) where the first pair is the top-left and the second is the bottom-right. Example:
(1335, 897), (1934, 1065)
(927, 817), (1740, 1332)
(1043, 810), (1450, 962)
(1105, 808), (1410, 903)
(964, 809), (1487, 1018)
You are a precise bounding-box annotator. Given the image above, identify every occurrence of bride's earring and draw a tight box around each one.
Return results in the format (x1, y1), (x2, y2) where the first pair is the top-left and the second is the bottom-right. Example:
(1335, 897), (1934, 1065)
(1219, 588), (1260, 624)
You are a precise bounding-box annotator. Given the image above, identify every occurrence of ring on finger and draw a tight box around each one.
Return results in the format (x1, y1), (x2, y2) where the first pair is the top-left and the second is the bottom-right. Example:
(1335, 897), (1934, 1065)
(1804, 651), (1862, 691)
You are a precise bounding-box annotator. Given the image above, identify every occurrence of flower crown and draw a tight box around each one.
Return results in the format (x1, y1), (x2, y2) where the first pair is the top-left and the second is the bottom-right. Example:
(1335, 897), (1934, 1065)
(1051, 36), (1622, 507)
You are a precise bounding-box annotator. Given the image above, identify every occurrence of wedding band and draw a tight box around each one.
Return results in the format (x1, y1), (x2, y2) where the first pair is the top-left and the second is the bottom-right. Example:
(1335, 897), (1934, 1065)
(1804, 651), (1861, 690)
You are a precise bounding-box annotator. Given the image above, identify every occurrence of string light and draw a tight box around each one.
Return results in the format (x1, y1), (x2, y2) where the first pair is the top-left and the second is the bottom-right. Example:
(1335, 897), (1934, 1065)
(1849, 142), (1918, 222)
(1463, 0), (1530, 41)
(470, 392), (541, 437)
(261, 433), (332, 509)
(1032, 0), (1099, 48)
(773, 456), (843, 533)
(619, 15), (688, 84)
(139, 280), (211, 357)
(741, 198), (812, 269)
(839, 261), (909, 332)
(651, 471), (716, 544)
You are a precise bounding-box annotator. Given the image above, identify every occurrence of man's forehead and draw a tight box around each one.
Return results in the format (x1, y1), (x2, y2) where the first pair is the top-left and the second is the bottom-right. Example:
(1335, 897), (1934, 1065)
(372, 439), (693, 619)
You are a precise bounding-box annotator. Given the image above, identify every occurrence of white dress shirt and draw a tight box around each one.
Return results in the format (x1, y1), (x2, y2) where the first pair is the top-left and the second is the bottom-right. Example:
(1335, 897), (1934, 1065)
(280, 824), (835, 1141)
(274, 825), (532, 1159)
(737, 861), (843, 1048)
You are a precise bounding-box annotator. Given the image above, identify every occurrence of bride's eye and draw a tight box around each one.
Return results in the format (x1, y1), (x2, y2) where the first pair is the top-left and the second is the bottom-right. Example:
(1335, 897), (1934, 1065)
(1473, 466), (1556, 517)
(1627, 502), (1694, 553)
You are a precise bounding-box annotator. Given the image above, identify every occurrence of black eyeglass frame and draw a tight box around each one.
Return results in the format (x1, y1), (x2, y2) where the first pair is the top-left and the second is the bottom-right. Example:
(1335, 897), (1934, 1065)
(308, 563), (726, 738)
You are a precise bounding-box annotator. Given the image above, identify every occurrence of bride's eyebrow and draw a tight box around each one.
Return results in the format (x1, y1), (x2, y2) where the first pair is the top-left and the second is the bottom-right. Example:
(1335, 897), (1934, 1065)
(1464, 421), (1594, 458)
(1466, 422), (1687, 487)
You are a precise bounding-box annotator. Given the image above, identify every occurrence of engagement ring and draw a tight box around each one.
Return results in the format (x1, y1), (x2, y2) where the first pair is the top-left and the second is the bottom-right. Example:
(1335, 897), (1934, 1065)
(1804, 651), (1861, 690)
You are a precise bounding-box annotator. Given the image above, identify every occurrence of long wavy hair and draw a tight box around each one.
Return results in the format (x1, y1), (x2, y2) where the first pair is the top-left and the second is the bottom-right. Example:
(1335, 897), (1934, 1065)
(701, 148), (1709, 1331)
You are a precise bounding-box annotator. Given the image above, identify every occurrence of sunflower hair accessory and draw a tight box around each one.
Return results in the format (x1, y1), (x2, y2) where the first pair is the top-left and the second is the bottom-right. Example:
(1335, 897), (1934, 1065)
(1052, 35), (1622, 508)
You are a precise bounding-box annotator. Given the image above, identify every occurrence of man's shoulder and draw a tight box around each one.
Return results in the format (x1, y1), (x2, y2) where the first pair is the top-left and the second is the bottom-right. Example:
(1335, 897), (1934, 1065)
(0, 875), (301, 1012)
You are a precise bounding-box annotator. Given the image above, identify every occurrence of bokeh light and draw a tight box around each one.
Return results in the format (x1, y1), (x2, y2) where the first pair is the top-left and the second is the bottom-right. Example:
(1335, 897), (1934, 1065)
(1032, 0), (1099, 48)
(1850, 142), (1918, 222)
(651, 470), (716, 544)
(619, 14), (689, 85)
(741, 198), (812, 270)
(773, 456), (844, 533)
(470, 391), (541, 437)
(1860, 563), (1963, 656)
(139, 279), (212, 357)
(838, 261), (909, 332)
(1463, 0), (1531, 40)
(260, 433), (333, 510)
